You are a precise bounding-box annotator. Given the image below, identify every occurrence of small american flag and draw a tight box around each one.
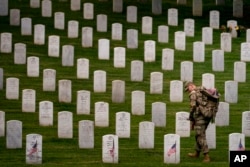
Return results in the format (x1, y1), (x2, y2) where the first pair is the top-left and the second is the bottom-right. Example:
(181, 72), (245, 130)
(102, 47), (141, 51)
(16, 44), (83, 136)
(167, 142), (176, 157)
(28, 140), (38, 155)
(238, 139), (245, 151)
(109, 139), (115, 158)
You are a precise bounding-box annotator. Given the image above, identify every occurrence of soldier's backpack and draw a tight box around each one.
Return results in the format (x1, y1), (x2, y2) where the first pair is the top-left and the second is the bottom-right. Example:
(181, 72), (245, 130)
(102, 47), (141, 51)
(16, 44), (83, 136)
(198, 88), (220, 121)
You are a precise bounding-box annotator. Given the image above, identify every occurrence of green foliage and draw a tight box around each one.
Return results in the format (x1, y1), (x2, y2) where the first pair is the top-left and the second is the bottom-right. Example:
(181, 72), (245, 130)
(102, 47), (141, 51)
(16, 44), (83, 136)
(0, 0), (249, 166)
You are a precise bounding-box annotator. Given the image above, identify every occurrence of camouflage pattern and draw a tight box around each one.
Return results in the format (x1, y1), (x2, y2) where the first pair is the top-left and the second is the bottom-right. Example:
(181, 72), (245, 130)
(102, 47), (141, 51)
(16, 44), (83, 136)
(188, 86), (211, 154)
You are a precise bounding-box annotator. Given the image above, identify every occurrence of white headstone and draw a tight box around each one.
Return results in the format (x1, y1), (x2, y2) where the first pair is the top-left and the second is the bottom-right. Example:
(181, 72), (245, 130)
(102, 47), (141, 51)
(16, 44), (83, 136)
(158, 25), (169, 43)
(58, 80), (72, 103)
(144, 40), (156, 62)
(93, 70), (106, 92)
(175, 31), (185, 50)
(34, 24), (45, 45)
(206, 123), (216, 149)
(170, 80), (183, 102)
(240, 42), (250, 62)
(0, 111), (5, 137)
(26, 134), (42, 164)
(21, 17), (32, 36)
(150, 72), (163, 94)
(233, 0), (243, 18)
(62, 45), (74, 66)
(162, 48), (174, 70)
(82, 27), (93, 47)
(116, 112), (130, 138)
(212, 49), (224, 72)
(0, 32), (12, 53)
(6, 120), (22, 148)
(227, 20), (238, 38)
(77, 58), (89, 79)
(229, 133), (245, 160)
(164, 134), (180, 164)
(114, 47), (125, 68)
(95, 102), (109, 127)
(102, 134), (119, 163)
(131, 90), (145, 115)
(220, 32), (232, 52)
(112, 23), (122, 40)
(202, 73), (215, 89)
(27, 56), (39, 77)
(6, 77), (19, 100)
(152, 102), (166, 127)
(225, 80), (238, 103)
(175, 111), (190, 137)
(0, 0), (8, 16)
(184, 19), (194, 37)
(54, 12), (65, 30)
(77, 90), (91, 115)
(48, 35), (60, 57)
(43, 69), (56, 91)
(98, 39), (110, 60)
(234, 61), (246, 82)
(30, 0), (40, 8)
(193, 41), (205, 62)
(97, 14), (108, 32)
(142, 16), (153, 34)
(242, 111), (250, 137)
(70, 0), (80, 11)
(215, 102), (230, 126)
(79, 120), (94, 148)
(41, 0), (52, 17)
(180, 61), (193, 82)
(152, 0), (162, 15)
(0, 68), (2, 90)
(113, 0), (123, 13)
(192, 0), (202, 16)
(112, 80), (125, 103)
(127, 6), (137, 23)
(247, 29), (250, 42)
(22, 89), (36, 112)
(209, 10), (220, 29)
(83, 3), (94, 20)
(131, 60), (143, 81)
(168, 8), (178, 26)
(10, 9), (20, 26)
(202, 27), (213, 45)
(127, 29), (138, 49)
(14, 43), (26, 64)
(139, 121), (154, 149)
(39, 101), (53, 126)
(67, 20), (79, 38)
(58, 111), (73, 138)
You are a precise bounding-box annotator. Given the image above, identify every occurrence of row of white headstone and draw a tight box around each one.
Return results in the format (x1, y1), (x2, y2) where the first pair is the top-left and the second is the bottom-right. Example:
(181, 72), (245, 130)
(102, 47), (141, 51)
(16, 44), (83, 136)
(3, 73), (240, 103)
(6, 6), (243, 37)
(0, 110), (247, 164)
(1, 101), (249, 138)
(0, 0), (244, 18)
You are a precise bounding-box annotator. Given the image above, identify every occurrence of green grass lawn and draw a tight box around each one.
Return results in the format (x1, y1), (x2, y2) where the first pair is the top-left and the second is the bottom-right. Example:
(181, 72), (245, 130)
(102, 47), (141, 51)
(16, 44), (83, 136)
(0, 0), (250, 166)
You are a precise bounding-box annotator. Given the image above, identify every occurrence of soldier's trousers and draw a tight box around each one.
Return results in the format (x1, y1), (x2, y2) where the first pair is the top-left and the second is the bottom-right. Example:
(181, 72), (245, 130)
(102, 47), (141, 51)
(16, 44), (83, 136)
(194, 123), (209, 154)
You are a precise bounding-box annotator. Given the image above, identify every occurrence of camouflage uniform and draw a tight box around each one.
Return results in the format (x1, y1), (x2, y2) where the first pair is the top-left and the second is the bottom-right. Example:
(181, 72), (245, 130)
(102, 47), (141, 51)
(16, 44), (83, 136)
(189, 86), (211, 154)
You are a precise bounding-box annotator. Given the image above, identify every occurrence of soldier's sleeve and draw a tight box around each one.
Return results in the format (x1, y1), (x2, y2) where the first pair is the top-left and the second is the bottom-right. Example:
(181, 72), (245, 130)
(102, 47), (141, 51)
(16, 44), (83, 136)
(189, 92), (197, 121)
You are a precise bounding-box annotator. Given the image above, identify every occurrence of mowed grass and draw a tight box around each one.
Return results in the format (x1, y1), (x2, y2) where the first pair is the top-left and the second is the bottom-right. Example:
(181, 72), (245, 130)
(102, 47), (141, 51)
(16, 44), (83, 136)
(0, 0), (250, 166)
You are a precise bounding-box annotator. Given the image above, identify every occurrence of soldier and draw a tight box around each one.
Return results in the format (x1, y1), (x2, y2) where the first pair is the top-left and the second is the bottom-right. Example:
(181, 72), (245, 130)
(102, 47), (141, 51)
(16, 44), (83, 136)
(184, 81), (211, 162)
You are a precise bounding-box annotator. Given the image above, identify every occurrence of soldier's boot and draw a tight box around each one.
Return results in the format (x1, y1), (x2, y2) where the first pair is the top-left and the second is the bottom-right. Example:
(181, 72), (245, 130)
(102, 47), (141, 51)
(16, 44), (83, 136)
(203, 153), (210, 162)
(188, 151), (200, 158)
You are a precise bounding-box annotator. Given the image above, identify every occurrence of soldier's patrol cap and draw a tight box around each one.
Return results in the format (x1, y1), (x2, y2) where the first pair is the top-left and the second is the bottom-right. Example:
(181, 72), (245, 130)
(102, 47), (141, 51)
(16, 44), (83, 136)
(184, 81), (193, 92)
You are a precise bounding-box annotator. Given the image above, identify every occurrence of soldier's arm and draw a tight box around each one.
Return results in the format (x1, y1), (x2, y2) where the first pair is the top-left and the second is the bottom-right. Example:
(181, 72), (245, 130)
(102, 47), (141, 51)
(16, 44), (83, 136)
(189, 92), (197, 122)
